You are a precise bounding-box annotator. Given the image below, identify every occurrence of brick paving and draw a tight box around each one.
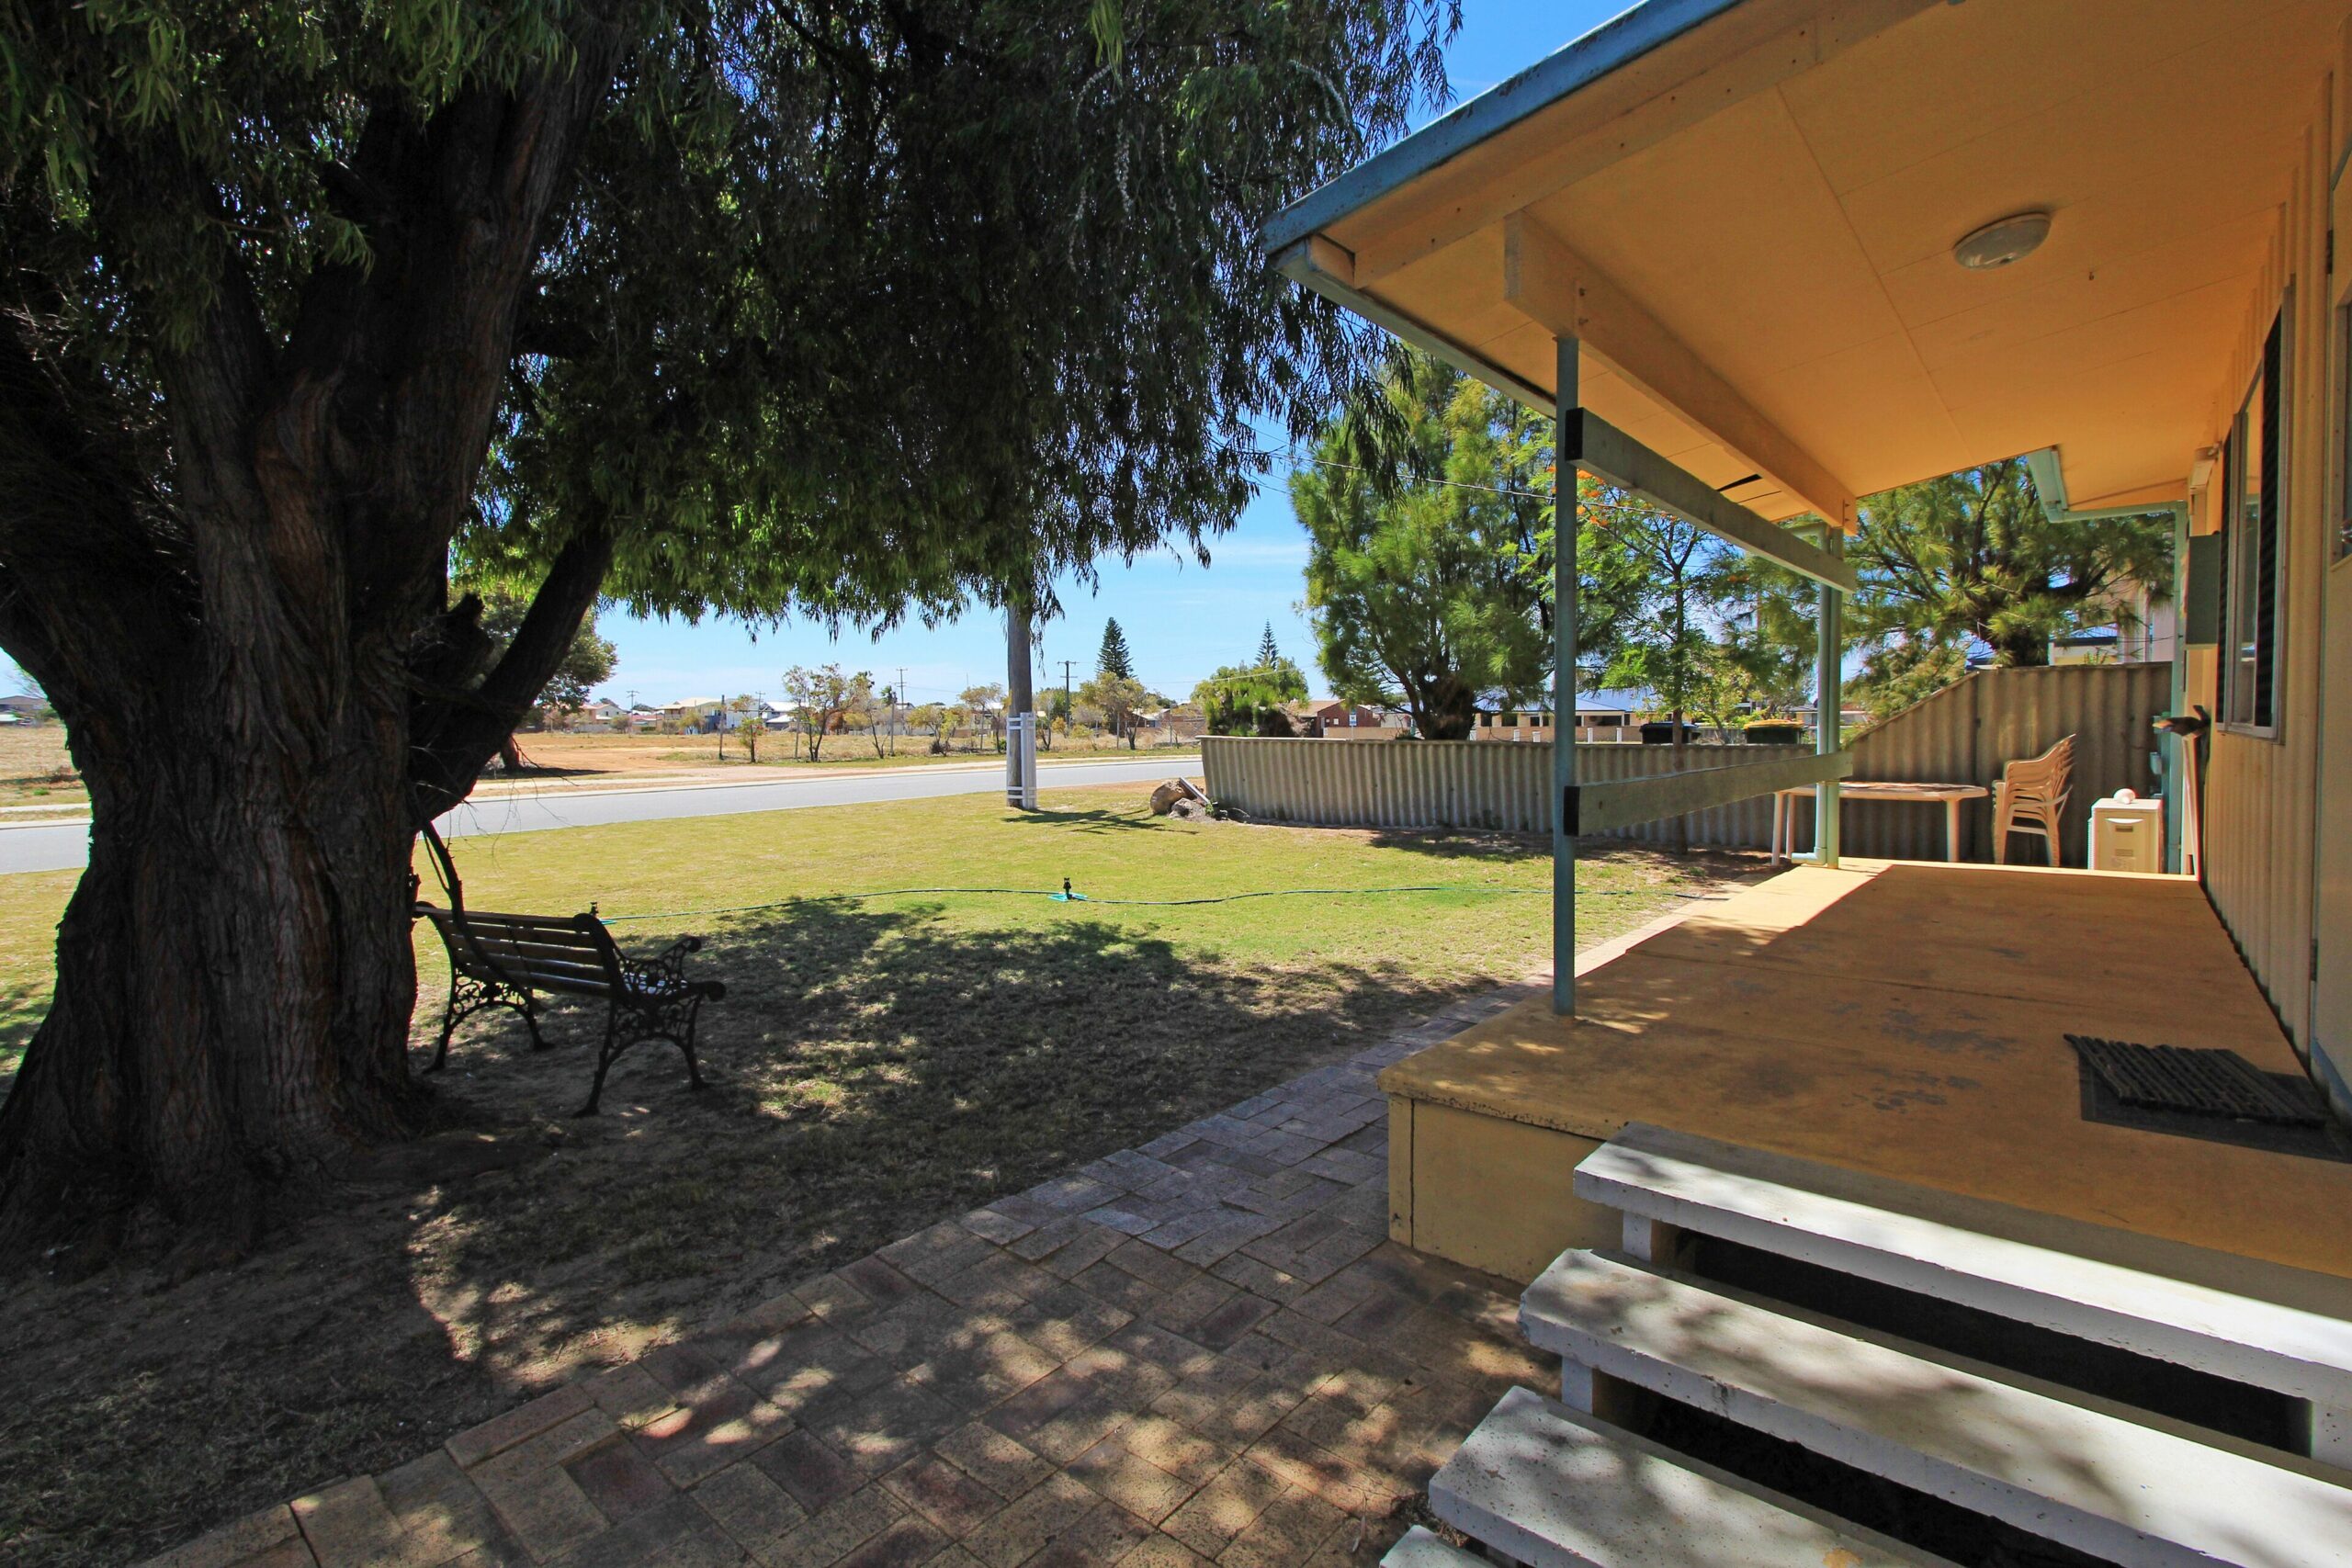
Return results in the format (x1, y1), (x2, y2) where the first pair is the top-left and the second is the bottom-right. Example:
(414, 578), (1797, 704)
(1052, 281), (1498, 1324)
(149, 983), (1556, 1568)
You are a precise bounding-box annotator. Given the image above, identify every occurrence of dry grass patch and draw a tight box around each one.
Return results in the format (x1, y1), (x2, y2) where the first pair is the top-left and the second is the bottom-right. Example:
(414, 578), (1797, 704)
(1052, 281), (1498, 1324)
(0, 784), (1760, 1566)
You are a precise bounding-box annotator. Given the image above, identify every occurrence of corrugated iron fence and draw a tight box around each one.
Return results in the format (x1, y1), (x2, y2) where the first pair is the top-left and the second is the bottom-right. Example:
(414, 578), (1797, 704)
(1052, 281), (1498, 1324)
(1200, 737), (1803, 848)
(1200, 663), (2168, 864)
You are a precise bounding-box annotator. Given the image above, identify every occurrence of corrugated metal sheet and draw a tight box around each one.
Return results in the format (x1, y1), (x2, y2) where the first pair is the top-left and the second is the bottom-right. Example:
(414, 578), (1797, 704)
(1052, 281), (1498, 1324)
(1200, 737), (1804, 847)
(1201, 662), (2169, 863)
(1826, 663), (2171, 865)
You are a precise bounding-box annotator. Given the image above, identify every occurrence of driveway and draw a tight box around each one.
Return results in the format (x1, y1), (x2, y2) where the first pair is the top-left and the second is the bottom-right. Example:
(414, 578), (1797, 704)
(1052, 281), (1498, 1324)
(0, 755), (1200, 875)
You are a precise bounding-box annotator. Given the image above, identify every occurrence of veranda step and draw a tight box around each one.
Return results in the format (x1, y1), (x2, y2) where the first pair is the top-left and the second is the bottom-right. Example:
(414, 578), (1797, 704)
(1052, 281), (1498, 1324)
(1430, 1384), (1953, 1568)
(1577, 1121), (2352, 1461)
(1382, 1526), (1488, 1566)
(1520, 1248), (2352, 1568)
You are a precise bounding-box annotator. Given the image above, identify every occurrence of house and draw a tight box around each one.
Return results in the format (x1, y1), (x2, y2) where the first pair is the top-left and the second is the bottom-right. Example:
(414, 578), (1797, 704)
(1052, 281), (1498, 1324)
(623, 705), (662, 732)
(1292, 698), (1402, 738)
(1261, 1), (2352, 1561)
(576, 698), (623, 724)
(1469, 691), (1656, 740)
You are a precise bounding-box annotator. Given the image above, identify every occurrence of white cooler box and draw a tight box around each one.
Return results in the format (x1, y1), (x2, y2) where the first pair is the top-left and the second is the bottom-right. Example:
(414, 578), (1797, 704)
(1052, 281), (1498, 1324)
(2089, 790), (2164, 874)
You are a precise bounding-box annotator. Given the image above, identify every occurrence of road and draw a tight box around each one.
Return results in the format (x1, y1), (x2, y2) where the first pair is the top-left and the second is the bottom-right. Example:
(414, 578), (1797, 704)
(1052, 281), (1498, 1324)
(0, 755), (1198, 876)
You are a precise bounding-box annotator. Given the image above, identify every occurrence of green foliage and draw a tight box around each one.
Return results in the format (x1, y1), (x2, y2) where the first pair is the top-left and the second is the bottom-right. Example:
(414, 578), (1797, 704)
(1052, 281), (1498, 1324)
(1291, 352), (1549, 739)
(724, 694), (765, 761)
(1096, 620), (1136, 682)
(1079, 672), (1147, 745)
(474, 582), (617, 717)
(1256, 623), (1282, 669)
(1191, 660), (1307, 735)
(1847, 458), (2174, 716)
(781, 664), (875, 761)
(2, 0), (1460, 645)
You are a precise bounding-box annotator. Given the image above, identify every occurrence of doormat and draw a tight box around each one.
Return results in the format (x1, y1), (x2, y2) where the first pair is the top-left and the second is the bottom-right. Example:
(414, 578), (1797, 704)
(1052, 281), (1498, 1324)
(2067, 1034), (2350, 1162)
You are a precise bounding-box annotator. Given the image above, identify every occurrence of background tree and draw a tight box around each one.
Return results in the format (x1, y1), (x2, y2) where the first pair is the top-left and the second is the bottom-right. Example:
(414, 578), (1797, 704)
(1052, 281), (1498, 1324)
(908, 704), (949, 755)
(1192, 660), (1310, 735)
(1294, 353), (1550, 739)
(0, 0), (1453, 1259)
(1257, 623), (1283, 669)
(1097, 620), (1136, 683)
(1080, 673), (1148, 749)
(1846, 458), (2173, 716)
(782, 665), (870, 763)
(960, 683), (1008, 751)
(723, 694), (766, 763)
(473, 583), (620, 766)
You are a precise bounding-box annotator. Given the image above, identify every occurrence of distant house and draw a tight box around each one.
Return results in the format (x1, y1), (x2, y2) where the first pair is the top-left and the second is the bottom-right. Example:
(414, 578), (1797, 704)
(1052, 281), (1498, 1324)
(1470, 691), (1657, 741)
(0, 694), (51, 723)
(625, 705), (662, 731)
(577, 698), (623, 724)
(660, 697), (723, 732)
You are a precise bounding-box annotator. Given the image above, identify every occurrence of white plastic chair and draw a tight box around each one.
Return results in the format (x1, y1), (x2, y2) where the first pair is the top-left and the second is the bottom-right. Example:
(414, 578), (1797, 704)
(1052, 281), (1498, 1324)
(1992, 735), (2075, 866)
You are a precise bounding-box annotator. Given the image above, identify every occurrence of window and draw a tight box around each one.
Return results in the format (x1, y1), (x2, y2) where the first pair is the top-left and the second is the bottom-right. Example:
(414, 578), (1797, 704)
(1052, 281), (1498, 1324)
(2337, 302), (2352, 561)
(2222, 312), (2284, 732)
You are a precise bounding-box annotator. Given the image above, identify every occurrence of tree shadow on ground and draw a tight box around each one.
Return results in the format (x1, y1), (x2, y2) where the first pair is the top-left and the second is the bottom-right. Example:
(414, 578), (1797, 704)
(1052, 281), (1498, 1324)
(1002, 805), (1165, 835)
(0, 899), (1491, 1568)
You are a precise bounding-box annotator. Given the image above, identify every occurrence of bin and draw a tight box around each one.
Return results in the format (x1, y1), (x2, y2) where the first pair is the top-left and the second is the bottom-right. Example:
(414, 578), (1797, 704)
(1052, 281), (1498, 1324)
(2090, 790), (2164, 874)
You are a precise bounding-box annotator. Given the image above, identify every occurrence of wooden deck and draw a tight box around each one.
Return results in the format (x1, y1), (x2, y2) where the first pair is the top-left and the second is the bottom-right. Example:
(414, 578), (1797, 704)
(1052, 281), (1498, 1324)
(1380, 859), (2352, 1281)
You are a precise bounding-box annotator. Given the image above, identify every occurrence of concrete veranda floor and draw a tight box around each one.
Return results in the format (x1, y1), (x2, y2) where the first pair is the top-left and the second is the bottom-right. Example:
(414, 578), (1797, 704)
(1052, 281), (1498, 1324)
(152, 985), (1556, 1568)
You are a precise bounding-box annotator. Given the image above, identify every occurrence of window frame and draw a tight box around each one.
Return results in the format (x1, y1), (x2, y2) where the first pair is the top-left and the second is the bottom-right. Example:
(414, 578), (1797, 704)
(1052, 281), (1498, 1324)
(2220, 309), (2287, 739)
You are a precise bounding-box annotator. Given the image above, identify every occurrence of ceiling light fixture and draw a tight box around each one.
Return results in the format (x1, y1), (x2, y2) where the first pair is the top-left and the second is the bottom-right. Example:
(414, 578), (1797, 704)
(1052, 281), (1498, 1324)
(1952, 210), (2052, 270)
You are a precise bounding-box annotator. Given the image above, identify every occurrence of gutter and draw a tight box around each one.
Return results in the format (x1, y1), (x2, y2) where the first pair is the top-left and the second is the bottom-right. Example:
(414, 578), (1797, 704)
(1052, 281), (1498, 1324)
(1258, 0), (1750, 256)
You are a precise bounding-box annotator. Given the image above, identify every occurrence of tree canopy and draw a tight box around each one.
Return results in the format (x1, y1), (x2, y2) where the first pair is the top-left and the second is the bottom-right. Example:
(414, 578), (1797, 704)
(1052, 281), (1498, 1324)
(1293, 352), (1550, 739)
(0, 0), (1458, 1258)
(1097, 619), (1136, 682)
(1847, 459), (2174, 716)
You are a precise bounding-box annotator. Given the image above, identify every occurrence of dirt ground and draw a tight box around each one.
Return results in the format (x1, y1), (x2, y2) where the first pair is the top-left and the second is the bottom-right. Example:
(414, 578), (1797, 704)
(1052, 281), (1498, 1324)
(0, 828), (1758, 1567)
(0, 727), (77, 807)
(509, 729), (1187, 777)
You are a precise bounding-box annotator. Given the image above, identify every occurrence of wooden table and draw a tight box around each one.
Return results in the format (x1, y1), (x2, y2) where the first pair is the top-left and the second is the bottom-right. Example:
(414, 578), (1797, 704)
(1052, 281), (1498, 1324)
(1772, 782), (1989, 866)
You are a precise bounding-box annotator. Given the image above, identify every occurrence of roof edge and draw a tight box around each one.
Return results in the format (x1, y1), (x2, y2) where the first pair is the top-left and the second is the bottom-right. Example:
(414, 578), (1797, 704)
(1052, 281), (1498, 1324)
(1258, 0), (1750, 256)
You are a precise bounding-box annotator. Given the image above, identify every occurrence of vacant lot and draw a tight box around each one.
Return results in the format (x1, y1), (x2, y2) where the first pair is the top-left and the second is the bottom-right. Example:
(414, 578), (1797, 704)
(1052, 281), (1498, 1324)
(0, 785), (1760, 1566)
(0, 726), (78, 809)
(512, 728), (1193, 777)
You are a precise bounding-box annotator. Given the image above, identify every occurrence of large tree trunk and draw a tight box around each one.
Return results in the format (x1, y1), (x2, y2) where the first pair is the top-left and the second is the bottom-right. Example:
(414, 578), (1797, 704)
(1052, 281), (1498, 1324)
(0, 28), (626, 1266)
(0, 645), (429, 1266)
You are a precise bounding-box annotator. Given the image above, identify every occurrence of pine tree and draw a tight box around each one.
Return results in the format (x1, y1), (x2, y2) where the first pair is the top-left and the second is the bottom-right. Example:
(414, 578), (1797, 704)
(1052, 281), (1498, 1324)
(1098, 618), (1136, 681)
(1257, 623), (1282, 670)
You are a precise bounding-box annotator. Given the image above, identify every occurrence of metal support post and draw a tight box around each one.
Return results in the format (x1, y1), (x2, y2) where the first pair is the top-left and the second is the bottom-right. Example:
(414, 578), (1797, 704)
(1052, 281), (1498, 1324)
(1554, 337), (1580, 1016)
(1814, 525), (1845, 867)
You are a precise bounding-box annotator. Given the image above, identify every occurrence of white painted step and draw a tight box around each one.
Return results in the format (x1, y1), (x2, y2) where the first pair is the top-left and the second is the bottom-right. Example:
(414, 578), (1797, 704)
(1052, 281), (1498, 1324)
(1382, 1526), (1487, 1566)
(1431, 1385), (1953, 1568)
(1521, 1249), (2352, 1568)
(1577, 1121), (2352, 1454)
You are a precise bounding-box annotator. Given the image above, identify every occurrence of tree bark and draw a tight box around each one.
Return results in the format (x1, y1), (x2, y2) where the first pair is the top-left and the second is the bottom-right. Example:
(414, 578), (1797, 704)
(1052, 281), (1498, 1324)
(0, 25), (628, 1266)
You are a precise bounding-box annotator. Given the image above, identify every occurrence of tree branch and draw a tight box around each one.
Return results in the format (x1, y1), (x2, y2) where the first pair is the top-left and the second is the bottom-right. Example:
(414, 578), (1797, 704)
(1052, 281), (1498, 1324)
(407, 515), (617, 818)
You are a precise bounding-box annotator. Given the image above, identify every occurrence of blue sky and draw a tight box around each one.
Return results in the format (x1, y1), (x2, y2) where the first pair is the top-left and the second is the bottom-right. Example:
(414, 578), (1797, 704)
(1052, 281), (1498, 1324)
(0, 2), (1623, 709)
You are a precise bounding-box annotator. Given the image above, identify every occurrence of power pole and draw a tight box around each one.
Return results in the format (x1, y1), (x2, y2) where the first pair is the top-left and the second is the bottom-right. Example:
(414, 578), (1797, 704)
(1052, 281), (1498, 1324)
(895, 666), (906, 756)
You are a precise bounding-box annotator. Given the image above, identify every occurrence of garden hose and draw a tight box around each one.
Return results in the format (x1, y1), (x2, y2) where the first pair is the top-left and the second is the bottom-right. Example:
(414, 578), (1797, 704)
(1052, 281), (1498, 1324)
(595, 878), (1719, 923)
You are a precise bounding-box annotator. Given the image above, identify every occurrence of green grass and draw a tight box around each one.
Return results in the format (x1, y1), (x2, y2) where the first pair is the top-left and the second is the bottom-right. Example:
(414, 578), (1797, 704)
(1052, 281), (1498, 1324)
(0, 785), (1759, 1568)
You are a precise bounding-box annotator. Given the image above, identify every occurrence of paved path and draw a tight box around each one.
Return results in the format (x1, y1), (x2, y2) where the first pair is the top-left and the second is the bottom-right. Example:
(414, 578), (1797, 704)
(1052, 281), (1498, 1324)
(0, 756), (1199, 876)
(151, 984), (1551, 1568)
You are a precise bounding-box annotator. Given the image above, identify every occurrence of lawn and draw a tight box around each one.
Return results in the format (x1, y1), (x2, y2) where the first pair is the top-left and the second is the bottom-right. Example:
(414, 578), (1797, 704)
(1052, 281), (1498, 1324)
(0, 784), (1761, 1567)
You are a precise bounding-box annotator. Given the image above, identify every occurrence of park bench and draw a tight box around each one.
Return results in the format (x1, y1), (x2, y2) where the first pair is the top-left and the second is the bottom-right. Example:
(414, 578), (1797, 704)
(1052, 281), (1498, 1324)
(413, 901), (725, 1116)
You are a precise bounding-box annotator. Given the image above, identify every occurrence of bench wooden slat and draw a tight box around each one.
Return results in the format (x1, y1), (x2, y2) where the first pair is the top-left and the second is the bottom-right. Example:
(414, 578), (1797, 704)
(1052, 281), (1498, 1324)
(452, 936), (610, 970)
(456, 957), (613, 992)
